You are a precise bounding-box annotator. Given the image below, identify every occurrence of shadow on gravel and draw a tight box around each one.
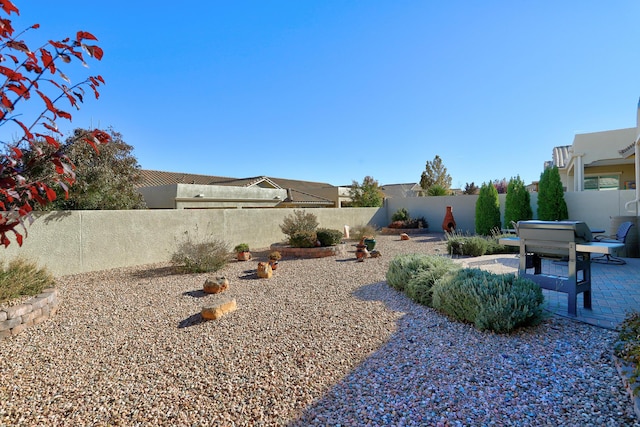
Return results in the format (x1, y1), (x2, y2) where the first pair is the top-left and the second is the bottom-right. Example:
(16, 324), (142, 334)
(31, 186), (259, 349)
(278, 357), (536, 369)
(131, 265), (180, 279)
(177, 313), (206, 329)
(182, 289), (207, 298)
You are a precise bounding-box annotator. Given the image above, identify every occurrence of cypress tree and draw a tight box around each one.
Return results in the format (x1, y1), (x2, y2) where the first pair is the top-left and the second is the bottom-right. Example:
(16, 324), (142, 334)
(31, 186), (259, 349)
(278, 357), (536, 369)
(475, 181), (501, 235)
(504, 176), (533, 227)
(537, 166), (568, 220)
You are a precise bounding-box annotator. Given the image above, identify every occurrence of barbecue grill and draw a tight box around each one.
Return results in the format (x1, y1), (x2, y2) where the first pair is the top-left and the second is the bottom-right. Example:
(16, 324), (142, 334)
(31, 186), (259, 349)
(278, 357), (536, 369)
(513, 220), (594, 316)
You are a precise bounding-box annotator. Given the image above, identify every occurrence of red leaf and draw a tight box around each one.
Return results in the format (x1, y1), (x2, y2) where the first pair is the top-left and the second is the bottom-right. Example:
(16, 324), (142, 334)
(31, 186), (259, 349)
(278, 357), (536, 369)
(11, 146), (22, 159)
(36, 90), (56, 114)
(40, 48), (55, 73)
(76, 31), (98, 42)
(14, 231), (23, 246)
(1, 233), (10, 248)
(82, 44), (103, 60)
(56, 109), (72, 120)
(45, 186), (57, 202)
(0, 1), (19, 15)
(42, 121), (61, 134)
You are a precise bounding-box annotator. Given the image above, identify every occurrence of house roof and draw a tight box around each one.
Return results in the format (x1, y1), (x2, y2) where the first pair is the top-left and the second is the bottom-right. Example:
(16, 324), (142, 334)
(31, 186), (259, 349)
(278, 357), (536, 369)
(379, 183), (421, 198)
(137, 170), (334, 206)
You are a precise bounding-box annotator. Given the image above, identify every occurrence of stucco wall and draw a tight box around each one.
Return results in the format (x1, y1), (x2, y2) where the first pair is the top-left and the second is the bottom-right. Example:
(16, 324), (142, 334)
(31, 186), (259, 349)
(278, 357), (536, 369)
(1, 208), (384, 276)
(2, 191), (638, 276)
(387, 189), (638, 234)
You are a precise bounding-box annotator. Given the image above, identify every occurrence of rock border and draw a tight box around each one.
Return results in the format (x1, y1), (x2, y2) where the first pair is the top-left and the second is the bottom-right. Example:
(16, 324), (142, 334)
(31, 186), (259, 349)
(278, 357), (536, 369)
(0, 288), (60, 340)
(269, 243), (346, 258)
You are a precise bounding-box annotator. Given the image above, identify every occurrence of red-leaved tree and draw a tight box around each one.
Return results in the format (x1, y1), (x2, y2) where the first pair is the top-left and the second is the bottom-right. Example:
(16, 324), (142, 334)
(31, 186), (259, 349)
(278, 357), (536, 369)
(0, 0), (109, 247)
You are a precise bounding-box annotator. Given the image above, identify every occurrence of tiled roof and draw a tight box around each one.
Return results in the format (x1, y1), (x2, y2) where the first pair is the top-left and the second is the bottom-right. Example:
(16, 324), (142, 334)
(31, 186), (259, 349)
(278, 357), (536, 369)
(137, 170), (237, 187)
(619, 141), (636, 158)
(137, 170), (334, 205)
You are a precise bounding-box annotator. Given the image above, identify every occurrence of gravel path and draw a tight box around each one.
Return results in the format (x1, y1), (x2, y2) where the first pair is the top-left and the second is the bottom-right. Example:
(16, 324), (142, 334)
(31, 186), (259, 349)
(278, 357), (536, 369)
(1, 234), (637, 426)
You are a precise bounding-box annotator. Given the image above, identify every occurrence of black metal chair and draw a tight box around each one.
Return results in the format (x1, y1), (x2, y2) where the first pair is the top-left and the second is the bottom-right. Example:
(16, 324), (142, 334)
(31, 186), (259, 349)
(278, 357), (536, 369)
(591, 221), (634, 265)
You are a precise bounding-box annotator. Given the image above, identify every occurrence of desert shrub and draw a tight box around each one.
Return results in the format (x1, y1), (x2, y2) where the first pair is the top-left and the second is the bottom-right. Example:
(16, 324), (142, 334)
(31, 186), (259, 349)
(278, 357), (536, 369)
(431, 269), (486, 323)
(391, 208), (410, 222)
(351, 224), (378, 241)
(0, 258), (55, 304)
(614, 312), (640, 394)
(171, 239), (229, 273)
(426, 184), (449, 196)
(432, 269), (544, 333)
(233, 243), (249, 252)
(386, 253), (458, 293)
(289, 230), (318, 248)
(388, 220), (406, 229)
(475, 181), (501, 235)
(404, 256), (460, 306)
(446, 230), (511, 257)
(316, 228), (344, 246)
(280, 210), (319, 240)
(461, 236), (489, 257)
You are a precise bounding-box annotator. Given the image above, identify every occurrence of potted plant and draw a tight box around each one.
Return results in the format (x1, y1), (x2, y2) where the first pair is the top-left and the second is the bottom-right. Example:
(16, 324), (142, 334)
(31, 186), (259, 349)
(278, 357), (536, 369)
(234, 243), (251, 261)
(268, 251), (281, 270)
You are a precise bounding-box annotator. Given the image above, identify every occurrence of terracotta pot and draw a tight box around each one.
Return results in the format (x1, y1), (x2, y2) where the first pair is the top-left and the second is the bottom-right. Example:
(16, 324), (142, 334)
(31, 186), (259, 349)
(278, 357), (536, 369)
(356, 244), (367, 261)
(237, 251), (252, 261)
(269, 260), (279, 270)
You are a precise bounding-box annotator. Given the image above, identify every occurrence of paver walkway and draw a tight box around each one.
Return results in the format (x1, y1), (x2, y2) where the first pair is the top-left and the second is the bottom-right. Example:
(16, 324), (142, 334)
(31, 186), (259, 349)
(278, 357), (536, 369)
(460, 254), (640, 330)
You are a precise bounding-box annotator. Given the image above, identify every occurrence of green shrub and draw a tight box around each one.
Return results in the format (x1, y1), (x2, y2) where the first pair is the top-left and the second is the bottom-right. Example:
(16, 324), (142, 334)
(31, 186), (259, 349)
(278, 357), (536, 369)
(446, 230), (511, 257)
(280, 210), (319, 240)
(432, 269), (544, 333)
(386, 253), (459, 293)
(404, 256), (460, 306)
(475, 181), (501, 235)
(233, 243), (249, 252)
(0, 258), (55, 304)
(504, 176), (533, 226)
(614, 311), (640, 394)
(432, 269), (486, 323)
(537, 166), (568, 221)
(289, 230), (318, 248)
(391, 208), (410, 222)
(427, 184), (449, 196)
(351, 224), (378, 241)
(171, 239), (230, 273)
(316, 228), (343, 246)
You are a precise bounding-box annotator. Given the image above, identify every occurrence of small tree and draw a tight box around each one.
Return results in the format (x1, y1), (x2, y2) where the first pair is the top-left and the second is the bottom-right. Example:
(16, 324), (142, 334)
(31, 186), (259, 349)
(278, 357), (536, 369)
(475, 181), (501, 235)
(492, 178), (508, 194)
(426, 184), (449, 196)
(419, 155), (452, 194)
(463, 182), (479, 195)
(0, 2), (108, 246)
(504, 176), (532, 227)
(27, 128), (146, 210)
(537, 166), (568, 221)
(349, 176), (383, 207)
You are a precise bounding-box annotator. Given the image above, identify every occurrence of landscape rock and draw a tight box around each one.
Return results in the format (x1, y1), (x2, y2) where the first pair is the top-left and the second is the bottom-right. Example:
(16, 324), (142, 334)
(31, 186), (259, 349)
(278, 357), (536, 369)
(201, 298), (237, 320)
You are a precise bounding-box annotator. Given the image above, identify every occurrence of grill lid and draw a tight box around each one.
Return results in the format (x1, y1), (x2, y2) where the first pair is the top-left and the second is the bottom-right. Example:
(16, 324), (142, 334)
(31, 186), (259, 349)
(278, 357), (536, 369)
(516, 220), (593, 243)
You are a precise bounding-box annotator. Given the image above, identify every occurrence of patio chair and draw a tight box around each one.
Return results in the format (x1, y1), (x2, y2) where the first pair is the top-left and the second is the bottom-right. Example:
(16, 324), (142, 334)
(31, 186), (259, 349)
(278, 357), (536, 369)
(591, 221), (634, 265)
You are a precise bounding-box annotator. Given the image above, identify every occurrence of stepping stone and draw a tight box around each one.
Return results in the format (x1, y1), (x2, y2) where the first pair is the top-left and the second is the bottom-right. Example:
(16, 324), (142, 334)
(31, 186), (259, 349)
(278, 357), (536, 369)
(201, 298), (237, 320)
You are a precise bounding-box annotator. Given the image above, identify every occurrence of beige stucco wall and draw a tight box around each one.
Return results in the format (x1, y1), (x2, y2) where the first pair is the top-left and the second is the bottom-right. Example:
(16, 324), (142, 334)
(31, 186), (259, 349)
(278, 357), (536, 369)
(0, 208), (384, 276)
(2, 191), (638, 276)
(386, 190), (638, 234)
(572, 128), (636, 165)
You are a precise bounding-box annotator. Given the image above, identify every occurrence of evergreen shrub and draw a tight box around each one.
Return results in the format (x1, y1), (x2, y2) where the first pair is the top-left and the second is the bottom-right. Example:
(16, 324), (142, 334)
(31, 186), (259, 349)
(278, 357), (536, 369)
(432, 270), (544, 333)
(404, 256), (460, 306)
(289, 231), (318, 248)
(475, 181), (501, 235)
(386, 253), (458, 292)
(316, 228), (343, 246)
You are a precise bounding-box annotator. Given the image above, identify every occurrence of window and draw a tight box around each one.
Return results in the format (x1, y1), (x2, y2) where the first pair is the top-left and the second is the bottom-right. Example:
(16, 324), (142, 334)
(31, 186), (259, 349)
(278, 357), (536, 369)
(584, 174), (620, 191)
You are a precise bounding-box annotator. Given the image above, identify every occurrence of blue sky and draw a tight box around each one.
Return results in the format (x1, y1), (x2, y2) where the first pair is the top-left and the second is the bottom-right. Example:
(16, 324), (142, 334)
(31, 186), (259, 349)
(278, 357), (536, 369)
(9, 1), (640, 188)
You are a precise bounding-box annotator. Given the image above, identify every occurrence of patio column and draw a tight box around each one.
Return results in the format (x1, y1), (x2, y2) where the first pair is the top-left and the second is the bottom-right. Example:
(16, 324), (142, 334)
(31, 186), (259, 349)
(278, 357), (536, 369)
(573, 153), (585, 191)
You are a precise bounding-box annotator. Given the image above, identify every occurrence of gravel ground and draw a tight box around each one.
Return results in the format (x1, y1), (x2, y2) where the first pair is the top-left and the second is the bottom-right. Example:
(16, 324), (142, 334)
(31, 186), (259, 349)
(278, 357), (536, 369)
(0, 234), (638, 426)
